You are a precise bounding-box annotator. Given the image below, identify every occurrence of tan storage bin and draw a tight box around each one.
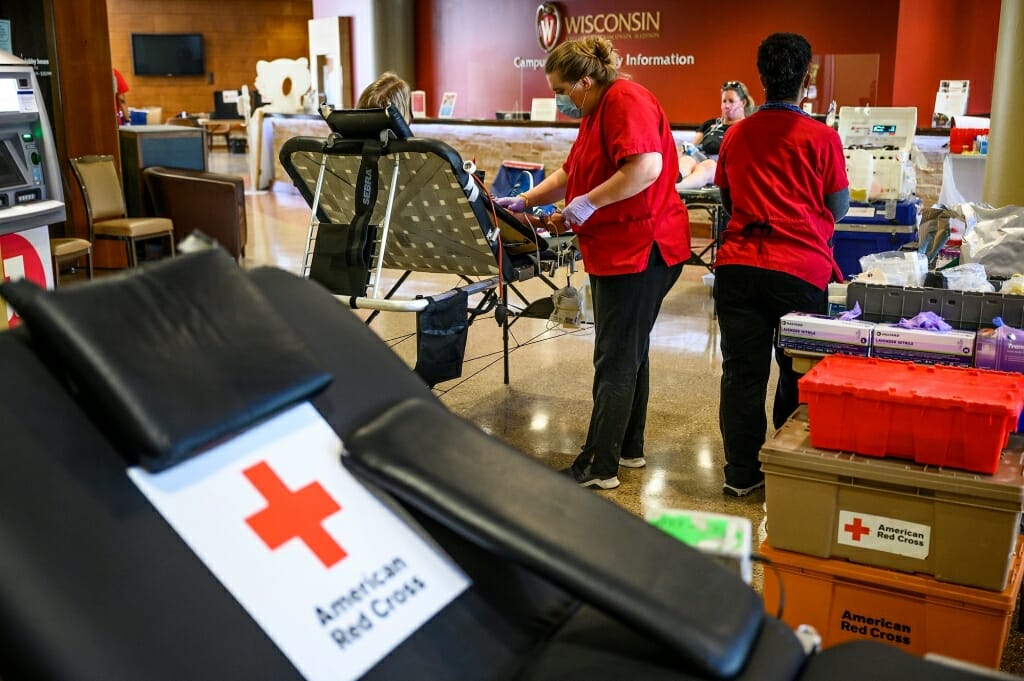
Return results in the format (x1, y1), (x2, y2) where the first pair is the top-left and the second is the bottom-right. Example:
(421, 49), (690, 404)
(760, 406), (1024, 591)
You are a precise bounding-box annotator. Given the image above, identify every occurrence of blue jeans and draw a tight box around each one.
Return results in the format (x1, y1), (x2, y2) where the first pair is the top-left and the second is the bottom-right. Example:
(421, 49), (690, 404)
(713, 265), (826, 488)
(572, 245), (683, 478)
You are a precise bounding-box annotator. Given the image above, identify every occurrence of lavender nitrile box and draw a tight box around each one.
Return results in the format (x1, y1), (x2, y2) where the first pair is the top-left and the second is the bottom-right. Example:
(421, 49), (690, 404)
(778, 313), (873, 356)
(870, 324), (976, 367)
(975, 327), (1024, 372)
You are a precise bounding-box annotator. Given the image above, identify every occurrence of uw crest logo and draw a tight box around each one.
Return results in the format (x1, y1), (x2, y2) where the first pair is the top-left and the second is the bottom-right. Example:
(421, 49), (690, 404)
(536, 3), (563, 53)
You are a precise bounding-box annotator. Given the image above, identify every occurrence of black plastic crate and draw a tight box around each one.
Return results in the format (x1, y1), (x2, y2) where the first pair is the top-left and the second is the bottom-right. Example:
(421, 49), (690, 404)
(847, 282), (1024, 331)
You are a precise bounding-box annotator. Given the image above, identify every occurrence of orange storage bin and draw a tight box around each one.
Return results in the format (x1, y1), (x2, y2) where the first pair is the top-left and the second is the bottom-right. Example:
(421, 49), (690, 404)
(798, 355), (1024, 474)
(760, 537), (1024, 668)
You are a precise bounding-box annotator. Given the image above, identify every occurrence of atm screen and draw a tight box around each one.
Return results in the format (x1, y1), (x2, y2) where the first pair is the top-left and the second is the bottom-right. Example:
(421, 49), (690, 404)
(0, 142), (28, 189)
(871, 124), (897, 136)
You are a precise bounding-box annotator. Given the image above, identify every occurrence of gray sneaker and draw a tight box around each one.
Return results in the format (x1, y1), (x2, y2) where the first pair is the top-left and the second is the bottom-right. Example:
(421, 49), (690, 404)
(618, 456), (646, 468)
(562, 466), (620, 490)
(722, 480), (765, 497)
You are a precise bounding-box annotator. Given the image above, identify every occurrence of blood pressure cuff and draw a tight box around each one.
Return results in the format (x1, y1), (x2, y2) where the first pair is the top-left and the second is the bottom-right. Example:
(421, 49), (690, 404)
(0, 249), (332, 472)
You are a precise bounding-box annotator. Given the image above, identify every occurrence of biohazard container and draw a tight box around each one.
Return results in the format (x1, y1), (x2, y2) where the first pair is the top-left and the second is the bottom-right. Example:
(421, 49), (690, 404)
(759, 406), (1024, 591)
(760, 538), (1024, 668)
(798, 354), (1024, 475)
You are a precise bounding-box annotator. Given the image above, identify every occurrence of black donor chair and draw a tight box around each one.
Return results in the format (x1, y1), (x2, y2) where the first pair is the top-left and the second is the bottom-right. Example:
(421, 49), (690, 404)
(280, 105), (576, 386)
(0, 251), (1003, 681)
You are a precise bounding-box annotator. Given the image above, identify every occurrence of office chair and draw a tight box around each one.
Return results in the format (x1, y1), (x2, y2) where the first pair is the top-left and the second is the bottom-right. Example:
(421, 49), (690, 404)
(69, 155), (176, 268)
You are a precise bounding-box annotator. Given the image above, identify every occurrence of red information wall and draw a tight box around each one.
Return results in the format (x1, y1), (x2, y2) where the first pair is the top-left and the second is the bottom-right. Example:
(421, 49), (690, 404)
(413, 0), (999, 124)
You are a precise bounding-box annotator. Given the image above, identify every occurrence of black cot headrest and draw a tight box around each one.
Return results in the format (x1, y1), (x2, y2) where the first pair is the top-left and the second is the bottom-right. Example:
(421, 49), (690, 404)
(323, 105), (413, 141)
(0, 250), (332, 472)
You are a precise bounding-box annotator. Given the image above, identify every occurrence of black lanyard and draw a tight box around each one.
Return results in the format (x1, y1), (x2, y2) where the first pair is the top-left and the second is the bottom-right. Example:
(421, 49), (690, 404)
(758, 101), (811, 116)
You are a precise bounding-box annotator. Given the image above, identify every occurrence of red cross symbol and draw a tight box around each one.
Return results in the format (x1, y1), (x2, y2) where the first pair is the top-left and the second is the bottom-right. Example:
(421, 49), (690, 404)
(243, 461), (347, 567)
(844, 517), (871, 541)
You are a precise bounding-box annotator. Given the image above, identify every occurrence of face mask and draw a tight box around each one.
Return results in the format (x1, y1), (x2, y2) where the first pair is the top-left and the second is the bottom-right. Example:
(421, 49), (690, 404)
(556, 81), (584, 118)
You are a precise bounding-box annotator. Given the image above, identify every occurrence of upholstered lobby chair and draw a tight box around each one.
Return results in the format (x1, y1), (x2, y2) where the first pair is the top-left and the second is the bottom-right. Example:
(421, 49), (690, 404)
(143, 166), (247, 260)
(69, 155), (176, 268)
(48, 237), (93, 286)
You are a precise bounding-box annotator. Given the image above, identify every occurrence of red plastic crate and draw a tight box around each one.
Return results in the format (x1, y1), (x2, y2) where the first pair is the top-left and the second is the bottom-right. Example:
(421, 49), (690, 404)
(949, 126), (989, 154)
(798, 355), (1024, 474)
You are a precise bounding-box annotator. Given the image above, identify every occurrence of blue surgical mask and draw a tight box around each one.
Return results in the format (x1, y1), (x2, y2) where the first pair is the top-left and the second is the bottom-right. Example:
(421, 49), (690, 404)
(556, 81), (584, 118)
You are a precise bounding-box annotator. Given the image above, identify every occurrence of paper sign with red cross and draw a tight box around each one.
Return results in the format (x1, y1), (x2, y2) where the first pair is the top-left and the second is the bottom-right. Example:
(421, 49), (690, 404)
(837, 509), (931, 559)
(129, 402), (471, 681)
(1, 226), (54, 327)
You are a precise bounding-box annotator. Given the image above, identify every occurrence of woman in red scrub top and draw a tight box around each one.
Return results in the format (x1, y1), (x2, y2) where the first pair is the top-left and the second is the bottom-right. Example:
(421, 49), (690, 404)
(497, 37), (689, 490)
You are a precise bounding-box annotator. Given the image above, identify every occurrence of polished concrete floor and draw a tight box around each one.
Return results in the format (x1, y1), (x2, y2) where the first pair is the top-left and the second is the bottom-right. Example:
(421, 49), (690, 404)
(205, 149), (1024, 675)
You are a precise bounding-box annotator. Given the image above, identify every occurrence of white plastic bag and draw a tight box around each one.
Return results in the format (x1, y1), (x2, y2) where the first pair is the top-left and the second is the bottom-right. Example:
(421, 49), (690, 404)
(941, 263), (994, 292)
(961, 204), (1024, 278)
(857, 251), (928, 287)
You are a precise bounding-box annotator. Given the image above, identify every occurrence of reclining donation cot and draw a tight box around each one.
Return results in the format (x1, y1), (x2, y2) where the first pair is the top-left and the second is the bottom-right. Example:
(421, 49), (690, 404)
(280, 106), (576, 385)
(0, 250), (1003, 681)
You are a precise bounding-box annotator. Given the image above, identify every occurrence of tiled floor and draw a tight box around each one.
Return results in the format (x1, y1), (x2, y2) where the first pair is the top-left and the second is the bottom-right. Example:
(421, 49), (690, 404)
(206, 149), (1024, 676)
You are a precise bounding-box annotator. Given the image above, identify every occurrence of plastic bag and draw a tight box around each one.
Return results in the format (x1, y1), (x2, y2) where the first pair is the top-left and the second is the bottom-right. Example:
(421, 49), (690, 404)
(941, 262), (995, 292)
(960, 204), (1024, 278)
(549, 285), (580, 328)
(1001, 274), (1024, 295)
(856, 251), (928, 287)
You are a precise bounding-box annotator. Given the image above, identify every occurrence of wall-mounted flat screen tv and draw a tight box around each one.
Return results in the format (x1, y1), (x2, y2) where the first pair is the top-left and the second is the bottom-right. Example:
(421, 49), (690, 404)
(131, 33), (205, 76)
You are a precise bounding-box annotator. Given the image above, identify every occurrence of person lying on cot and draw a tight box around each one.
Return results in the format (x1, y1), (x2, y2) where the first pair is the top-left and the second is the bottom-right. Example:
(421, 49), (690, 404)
(677, 80), (756, 190)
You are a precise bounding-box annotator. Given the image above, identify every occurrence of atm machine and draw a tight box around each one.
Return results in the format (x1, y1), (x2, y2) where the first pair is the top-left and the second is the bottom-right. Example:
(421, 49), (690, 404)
(0, 51), (65, 325)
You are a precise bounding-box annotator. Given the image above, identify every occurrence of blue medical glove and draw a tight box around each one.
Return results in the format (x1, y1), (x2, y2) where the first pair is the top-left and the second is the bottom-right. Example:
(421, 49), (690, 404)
(495, 195), (526, 213)
(562, 194), (597, 227)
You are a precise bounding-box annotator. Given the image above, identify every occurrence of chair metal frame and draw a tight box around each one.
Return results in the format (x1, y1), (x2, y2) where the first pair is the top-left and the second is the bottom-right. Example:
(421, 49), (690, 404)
(680, 186), (727, 272)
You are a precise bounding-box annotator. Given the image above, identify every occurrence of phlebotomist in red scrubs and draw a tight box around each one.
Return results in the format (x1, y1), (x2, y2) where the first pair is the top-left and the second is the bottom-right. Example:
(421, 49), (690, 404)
(498, 36), (689, 490)
(713, 32), (850, 498)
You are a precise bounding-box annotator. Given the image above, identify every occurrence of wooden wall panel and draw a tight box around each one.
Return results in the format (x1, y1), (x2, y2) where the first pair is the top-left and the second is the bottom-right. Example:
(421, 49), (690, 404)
(48, 0), (122, 241)
(107, 0), (313, 119)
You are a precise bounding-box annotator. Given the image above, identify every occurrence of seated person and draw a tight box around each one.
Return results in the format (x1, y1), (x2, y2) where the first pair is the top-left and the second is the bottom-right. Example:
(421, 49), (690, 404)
(677, 80), (755, 190)
(357, 71), (413, 124)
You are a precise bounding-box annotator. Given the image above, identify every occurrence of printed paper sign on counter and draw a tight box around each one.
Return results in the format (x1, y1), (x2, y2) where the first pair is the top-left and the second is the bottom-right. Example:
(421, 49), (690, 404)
(129, 402), (470, 681)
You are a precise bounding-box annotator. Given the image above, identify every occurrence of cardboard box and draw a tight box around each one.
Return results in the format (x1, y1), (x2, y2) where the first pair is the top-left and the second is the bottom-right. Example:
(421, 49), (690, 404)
(870, 324), (976, 367)
(760, 406), (1024, 590)
(778, 313), (873, 356)
(760, 537), (1024, 668)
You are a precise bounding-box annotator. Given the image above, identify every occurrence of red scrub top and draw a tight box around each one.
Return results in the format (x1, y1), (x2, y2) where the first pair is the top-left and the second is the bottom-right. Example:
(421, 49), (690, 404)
(714, 108), (848, 289)
(563, 79), (689, 276)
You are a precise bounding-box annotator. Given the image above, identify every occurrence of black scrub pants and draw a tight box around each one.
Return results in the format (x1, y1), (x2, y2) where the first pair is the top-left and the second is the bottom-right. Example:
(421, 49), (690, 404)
(572, 244), (683, 479)
(713, 265), (826, 489)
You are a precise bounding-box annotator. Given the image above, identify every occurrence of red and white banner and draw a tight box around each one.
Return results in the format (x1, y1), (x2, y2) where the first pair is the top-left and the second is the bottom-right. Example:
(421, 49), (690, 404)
(1, 225), (54, 327)
(129, 403), (470, 681)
